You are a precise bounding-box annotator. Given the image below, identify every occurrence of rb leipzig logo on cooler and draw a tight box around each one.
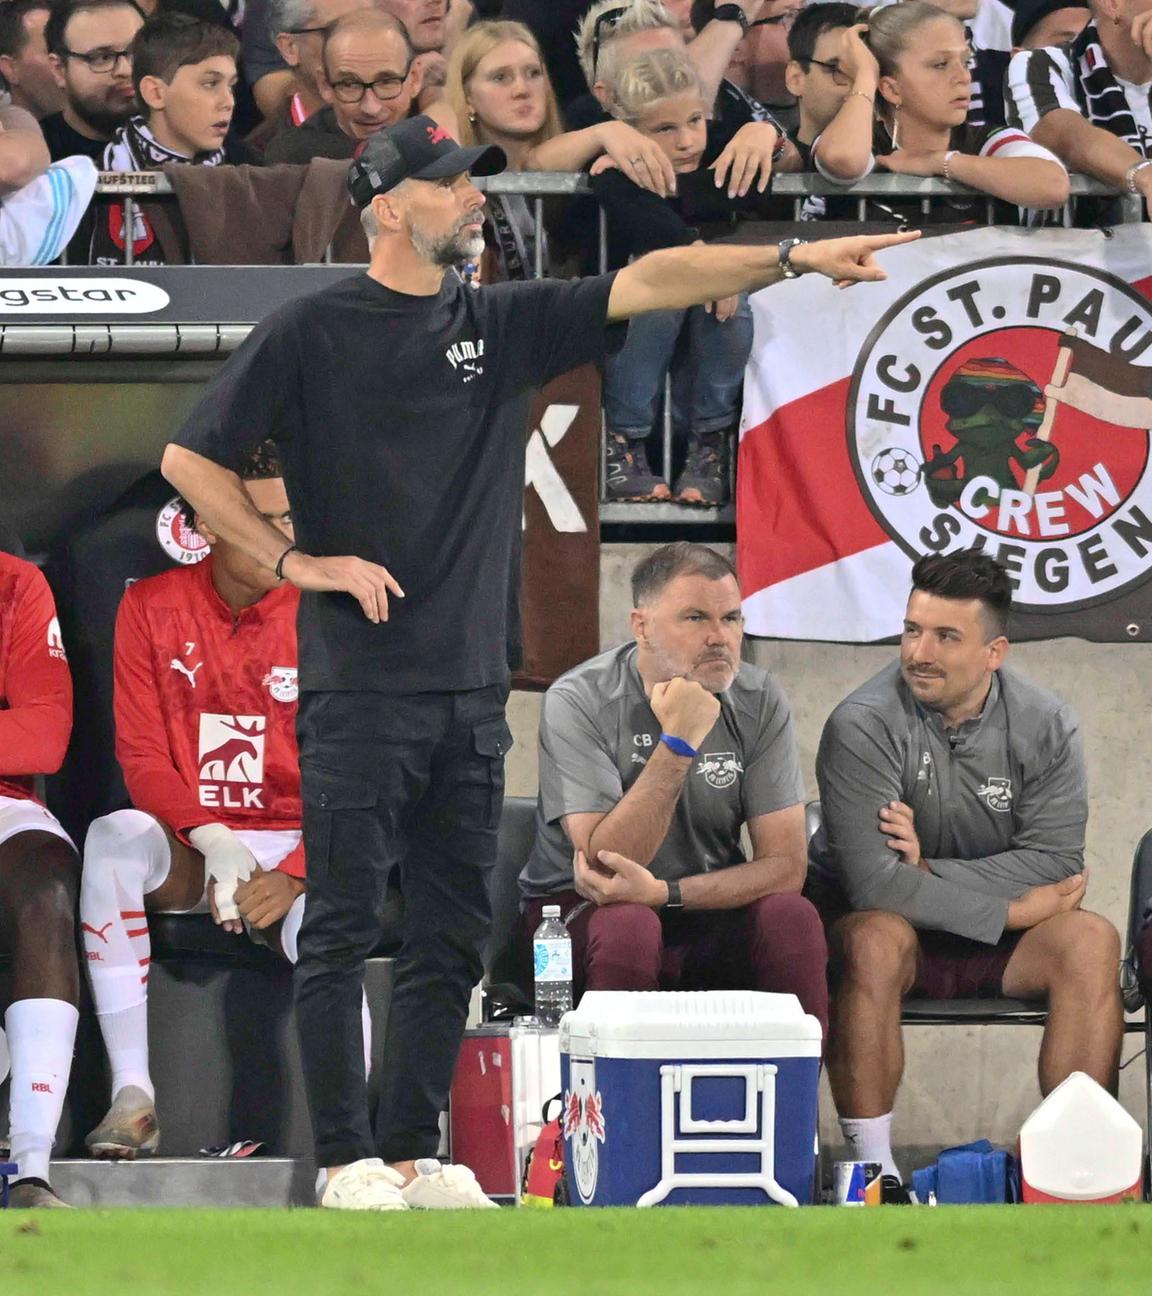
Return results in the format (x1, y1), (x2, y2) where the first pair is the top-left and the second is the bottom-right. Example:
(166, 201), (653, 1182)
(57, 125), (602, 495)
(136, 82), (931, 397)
(847, 258), (1152, 611)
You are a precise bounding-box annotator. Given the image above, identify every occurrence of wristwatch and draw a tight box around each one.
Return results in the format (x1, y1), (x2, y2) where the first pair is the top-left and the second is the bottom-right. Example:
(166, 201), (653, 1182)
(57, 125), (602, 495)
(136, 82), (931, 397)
(777, 237), (808, 279)
(664, 878), (684, 910)
(712, 3), (750, 35)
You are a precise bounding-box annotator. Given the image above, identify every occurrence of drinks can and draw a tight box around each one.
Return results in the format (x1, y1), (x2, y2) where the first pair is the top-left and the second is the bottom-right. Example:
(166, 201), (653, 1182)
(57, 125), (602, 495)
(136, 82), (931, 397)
(833, 1160), (883, 1206)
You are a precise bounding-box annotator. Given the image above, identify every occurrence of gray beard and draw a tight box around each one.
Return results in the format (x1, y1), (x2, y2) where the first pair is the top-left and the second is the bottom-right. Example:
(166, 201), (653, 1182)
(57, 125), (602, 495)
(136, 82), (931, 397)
(410, 217), (485, 268)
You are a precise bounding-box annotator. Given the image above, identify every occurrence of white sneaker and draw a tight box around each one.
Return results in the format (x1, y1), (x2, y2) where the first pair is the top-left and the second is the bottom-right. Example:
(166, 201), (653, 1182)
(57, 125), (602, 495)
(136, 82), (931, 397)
(86, 1085), (160, 1159)
(401, 1159), (499, 1210)
(319, 1158), (409, 1211)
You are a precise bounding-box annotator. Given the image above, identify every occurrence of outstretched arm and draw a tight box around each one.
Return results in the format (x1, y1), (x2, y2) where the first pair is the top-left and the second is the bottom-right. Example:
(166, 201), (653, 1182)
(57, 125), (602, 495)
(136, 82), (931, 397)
(606, 229), (920, 321)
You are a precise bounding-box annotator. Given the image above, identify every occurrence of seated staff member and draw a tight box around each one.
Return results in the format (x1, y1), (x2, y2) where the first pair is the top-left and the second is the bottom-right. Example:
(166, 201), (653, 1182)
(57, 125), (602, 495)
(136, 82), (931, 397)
(80, 443), (364, 1158)
(518, 543), (828, 1037)
(0, 548), (81, 1209)
(811, 550), (1122, 1188)
(814, 3), (1069, 219)
(1006, 0), (1152, 216)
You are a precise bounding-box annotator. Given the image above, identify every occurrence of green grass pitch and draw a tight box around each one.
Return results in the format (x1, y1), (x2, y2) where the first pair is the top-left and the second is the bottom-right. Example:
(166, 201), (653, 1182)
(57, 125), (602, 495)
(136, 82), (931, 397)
(2, 1206), (1150, 1296)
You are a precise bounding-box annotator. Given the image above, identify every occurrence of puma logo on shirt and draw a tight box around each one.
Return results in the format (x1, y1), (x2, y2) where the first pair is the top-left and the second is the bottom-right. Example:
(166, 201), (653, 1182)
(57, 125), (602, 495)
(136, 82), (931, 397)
(170, 658), (204, 687)
(445, 338), (484, 380)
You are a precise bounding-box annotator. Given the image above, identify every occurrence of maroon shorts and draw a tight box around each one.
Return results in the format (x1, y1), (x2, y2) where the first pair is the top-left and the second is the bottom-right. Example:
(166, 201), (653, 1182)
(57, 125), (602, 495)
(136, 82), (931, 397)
(910, 928), (1023, 999)
(806, 879), (1022, 1000)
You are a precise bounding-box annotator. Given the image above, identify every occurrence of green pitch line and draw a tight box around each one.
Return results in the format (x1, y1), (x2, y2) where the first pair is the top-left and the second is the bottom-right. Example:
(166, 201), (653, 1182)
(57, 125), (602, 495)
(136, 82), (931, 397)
(1, 1205), (1148, 1296)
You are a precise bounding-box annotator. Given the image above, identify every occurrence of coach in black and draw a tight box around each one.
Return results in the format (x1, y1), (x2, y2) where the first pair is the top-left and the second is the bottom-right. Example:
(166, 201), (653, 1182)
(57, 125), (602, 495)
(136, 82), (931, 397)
(162, 114), (916, 1211)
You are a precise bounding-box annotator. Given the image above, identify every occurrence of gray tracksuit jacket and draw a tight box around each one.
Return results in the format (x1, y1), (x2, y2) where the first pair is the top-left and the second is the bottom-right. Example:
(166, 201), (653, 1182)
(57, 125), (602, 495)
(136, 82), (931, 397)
(810, 662), (1086, 945)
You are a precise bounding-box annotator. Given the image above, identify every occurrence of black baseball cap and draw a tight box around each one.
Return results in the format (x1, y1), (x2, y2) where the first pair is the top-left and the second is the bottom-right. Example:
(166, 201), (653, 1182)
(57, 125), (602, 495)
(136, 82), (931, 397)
(1010, 0), (1087, 47)
(348, 114), (506, 208)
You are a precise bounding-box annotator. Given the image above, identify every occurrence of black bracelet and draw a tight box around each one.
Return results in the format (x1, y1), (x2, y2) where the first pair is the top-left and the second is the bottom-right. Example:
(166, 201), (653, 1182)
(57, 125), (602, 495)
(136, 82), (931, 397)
(274, 544), (298, 581)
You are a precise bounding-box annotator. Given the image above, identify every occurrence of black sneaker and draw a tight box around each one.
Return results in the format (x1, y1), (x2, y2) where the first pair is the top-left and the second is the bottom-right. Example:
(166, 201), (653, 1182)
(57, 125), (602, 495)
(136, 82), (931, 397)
(674, 428), (729, 506)
(604, 430), (670, 502)
(1121, 950), (1144, 1015)
(880, 1174), (913, 1205)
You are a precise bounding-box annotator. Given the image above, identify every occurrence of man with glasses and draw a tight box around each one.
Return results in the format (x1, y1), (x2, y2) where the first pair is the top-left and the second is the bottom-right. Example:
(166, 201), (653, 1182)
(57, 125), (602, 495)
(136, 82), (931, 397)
(42, 0), (142, 161)
(266, 9), (423, 163)
(252, 0), (383, 153)
(783, 3), (854, 169)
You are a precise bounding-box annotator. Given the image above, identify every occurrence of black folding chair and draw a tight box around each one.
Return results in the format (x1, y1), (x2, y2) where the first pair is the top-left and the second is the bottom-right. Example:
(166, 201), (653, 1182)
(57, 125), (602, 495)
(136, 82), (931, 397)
(1124, 830), (1152, 1164)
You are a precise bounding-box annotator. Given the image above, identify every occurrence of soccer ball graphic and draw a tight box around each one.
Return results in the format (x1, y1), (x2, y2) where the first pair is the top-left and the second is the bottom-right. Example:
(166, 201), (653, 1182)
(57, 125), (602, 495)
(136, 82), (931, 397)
(871, 448), (923, 496)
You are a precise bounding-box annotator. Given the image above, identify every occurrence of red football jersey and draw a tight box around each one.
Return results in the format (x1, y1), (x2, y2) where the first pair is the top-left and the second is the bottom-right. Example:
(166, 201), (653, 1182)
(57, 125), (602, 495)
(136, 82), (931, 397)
(0, 551), (73, 802)
(114, 555), (305, 877)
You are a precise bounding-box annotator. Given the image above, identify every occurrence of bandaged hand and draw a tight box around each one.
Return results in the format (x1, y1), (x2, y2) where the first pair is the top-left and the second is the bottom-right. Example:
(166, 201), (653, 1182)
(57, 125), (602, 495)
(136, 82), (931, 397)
(189, 823), (258, 932)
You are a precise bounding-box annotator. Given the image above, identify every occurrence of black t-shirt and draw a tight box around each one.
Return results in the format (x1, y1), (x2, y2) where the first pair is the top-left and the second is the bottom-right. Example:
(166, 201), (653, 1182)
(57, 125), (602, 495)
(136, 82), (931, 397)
(40, 113), (109, 163)
(174, 270), (624, 694)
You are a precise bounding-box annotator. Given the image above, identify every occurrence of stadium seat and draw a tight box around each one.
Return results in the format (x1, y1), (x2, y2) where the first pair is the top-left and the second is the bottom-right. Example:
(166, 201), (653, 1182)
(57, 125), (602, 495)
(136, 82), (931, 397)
(1124, 829), (1152, 1172)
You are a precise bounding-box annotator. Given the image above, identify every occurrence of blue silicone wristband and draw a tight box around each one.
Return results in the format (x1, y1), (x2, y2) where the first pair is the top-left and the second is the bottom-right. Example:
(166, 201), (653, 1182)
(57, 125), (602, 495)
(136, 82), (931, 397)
(660, 733), (698, 758)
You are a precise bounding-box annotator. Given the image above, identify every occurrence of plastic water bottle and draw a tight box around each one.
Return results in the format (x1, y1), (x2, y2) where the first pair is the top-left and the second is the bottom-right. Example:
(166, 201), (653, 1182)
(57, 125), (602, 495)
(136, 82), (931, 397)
(533, 905), (573, 1026)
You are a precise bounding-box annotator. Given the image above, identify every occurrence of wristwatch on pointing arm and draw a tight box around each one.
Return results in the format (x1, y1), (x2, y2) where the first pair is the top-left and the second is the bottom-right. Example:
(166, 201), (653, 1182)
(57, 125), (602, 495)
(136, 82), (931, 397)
(777, 237), (808, 279)
(664, 878), (684, 910)
(712, 3), (750, 35)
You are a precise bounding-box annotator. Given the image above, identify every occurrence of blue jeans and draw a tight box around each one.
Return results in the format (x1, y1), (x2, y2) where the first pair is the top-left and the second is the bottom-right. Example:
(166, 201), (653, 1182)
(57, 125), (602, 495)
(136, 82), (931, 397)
(602, 296), (753, 439)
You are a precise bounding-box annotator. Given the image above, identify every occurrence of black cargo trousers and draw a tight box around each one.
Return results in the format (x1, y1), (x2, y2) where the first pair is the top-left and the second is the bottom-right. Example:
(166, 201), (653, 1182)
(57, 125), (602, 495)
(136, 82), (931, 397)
(294, 685), (512, 1169)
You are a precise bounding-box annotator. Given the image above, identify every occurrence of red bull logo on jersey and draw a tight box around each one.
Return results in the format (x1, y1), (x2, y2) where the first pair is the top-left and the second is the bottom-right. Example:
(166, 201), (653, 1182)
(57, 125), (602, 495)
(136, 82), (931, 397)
(198, 713), (266, 809)
(262, 666), (298, 704)
(563, 1058), (605, 1204)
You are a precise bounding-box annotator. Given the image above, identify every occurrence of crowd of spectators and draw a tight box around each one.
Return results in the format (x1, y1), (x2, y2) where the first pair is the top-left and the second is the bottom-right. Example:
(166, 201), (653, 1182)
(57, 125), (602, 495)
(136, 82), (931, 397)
(0, 0), (1141, 490)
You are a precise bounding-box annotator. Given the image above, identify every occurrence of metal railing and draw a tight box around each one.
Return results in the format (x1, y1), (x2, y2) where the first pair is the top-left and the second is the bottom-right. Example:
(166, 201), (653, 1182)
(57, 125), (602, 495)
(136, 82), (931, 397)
(70, 169), (1149, 523)
(87, 167), (1134, 266)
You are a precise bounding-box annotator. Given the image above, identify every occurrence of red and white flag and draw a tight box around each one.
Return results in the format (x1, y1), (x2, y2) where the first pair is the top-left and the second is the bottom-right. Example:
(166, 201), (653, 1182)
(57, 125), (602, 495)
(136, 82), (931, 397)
(737, 225), (1152, 642)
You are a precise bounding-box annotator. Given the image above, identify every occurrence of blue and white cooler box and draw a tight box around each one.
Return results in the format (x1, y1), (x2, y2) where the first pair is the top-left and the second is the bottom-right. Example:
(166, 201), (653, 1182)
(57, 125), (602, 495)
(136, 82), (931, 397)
(560, 990), (821, 1207)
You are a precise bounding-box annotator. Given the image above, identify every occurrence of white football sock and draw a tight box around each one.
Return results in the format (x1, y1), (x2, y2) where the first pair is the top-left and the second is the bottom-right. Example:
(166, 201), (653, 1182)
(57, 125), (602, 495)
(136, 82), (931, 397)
(102, 1002), (153, 1101)
(81, 810), (175, 1101)
(280, 892), (372, 1078)
(6, 998), (78, 1185)
(840, 1113), (901, 1181)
